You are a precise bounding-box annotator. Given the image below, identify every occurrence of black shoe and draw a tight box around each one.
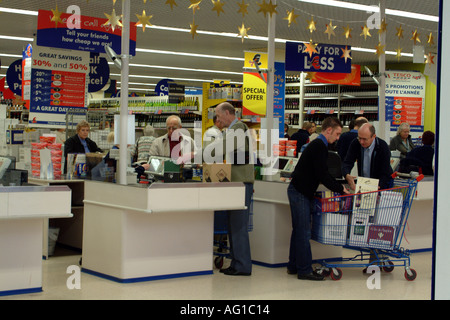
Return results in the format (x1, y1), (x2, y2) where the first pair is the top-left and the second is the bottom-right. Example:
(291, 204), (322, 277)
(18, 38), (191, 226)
(298, 271), (324, 281)
(219, 266), (232, 274)
(222, 267), (251, 276)
(287, 268), (297, 275)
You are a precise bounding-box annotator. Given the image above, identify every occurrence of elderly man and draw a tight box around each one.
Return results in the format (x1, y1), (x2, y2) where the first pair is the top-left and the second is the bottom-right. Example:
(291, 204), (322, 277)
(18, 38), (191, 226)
(146, 115), (195, 162)
(213, 102), (254, 276)
(342, 123), (393, 191)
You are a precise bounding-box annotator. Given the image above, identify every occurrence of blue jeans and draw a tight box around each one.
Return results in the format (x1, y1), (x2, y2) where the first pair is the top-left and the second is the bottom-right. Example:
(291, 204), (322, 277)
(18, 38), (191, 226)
(287, 183), (313, 275)
(227, 183), (253, 273)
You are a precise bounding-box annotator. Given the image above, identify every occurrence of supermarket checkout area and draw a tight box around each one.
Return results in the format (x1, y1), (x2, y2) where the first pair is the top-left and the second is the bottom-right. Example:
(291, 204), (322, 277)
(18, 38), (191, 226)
(0, 157), (72, 296)
(249, 154), (435, 268)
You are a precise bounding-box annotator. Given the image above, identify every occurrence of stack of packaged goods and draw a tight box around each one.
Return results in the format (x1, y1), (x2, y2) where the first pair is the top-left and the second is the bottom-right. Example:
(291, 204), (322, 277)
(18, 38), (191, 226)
(30, 136), (63, 178)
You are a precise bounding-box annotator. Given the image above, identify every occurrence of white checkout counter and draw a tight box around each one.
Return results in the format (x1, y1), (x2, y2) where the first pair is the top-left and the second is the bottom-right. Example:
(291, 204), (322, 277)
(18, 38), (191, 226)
(250, 177), (434, 267)
(82, 180), (245, 283)
(0, 186), (72, 296)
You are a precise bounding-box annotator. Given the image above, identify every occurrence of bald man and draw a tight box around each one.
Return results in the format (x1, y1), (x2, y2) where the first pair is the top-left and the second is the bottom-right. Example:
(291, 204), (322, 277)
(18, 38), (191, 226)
(342, 123), (393, 191)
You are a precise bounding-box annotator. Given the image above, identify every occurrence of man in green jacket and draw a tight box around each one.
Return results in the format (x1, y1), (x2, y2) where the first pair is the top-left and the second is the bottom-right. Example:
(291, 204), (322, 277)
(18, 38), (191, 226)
(213, 102), (254, 276)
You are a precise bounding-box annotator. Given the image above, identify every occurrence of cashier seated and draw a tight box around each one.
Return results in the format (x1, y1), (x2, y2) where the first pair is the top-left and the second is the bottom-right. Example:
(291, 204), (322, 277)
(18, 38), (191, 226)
(399, 131), (435, 176)
(138, 115), (196, 174)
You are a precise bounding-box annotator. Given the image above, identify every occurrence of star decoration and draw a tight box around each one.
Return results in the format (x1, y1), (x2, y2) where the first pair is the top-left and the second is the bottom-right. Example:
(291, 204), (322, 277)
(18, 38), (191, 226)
(135, 10), (153, 32)
(103, 8), (123, 32)
(396, 25), (404, 39)
(306, 16), (317, 34)
(324, 20), (337, 40)
(238, 22), (251, 43)
(360, 25), (371, 40)
(340, 46), (352, 63)
(378, 18), (387, 34)
(257, 0), (269, 18)
(166, 0), (177, 10)
(284, 9), (299, 27)
(265, 0), (277, 17)
(211, 0), (225, 16)
(411, 29), (421, 45)
(51, 5), (63, 28)
(425, 52), (435, 65)
(428, 33), (435, 46)
(395, 46), (403, 61)
(342, 25), (353, 39)
(190, 20), (199, 39)
(237, 0), (249, 17)
(303, 41), (318, 58)
(375, 42), (385, 57)
(189, 0), (202, 14)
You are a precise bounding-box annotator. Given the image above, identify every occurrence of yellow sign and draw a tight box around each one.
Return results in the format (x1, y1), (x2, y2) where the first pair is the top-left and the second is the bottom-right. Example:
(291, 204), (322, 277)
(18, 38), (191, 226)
(243, 72), (267, 116)
(244, 51), (268, 70)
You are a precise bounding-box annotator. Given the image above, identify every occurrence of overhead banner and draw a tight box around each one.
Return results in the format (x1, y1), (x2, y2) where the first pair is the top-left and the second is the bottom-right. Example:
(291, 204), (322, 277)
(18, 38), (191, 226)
(309, 65), (361, 86)
(385, 71), (426, 132)
(244, 51), (268, 70)
(285, 41), (352, 74)
(274, 62), (285, 138)
(243, 72), (267, 116)
(36, 9), (137, 56)
(28, 46), (90, 128)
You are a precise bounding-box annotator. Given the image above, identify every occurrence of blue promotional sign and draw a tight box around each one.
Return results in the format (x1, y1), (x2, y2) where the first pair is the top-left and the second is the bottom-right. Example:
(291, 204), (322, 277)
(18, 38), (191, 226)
(155, 79), (175, 96)
(6, 59), (22, 96)
(285, 41), (352, 74)
(88, 53), (110, 93)
(274, 62), (285, 138)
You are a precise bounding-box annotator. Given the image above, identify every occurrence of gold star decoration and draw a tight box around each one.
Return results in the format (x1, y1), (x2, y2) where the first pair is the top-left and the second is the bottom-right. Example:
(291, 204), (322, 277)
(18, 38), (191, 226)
(265, 0), (277, 17)
(51, 5), (63, 28)
(135, 10), (153, 32)
(340, 46), (352, 63)
(360, 25), (371, 40)
(375, 42), (385, 57)
(426, 52), (435, 65)
(103, 8), (123, 32)
(238, 22), (251, 43)
(189, 0), (202, 14)
(237, 0), (249, 17)
(303, 41), (318, 58)
(284, 9), (299, 27)
(324, 20), (337, 40)
(342, 25), (353, 39)
(190, 20), (199, 39)
(411, 29), (421, 45)
(211, 0), (225, 16)
(428, 33), (435, 46)
(395, 46), (403, 61)
(257, 0), (269, 18)
(378, 18), (387, 34)
(166, 0), (177, 10)
(306, 16), (317, 34)
(396, 25), (404, 39)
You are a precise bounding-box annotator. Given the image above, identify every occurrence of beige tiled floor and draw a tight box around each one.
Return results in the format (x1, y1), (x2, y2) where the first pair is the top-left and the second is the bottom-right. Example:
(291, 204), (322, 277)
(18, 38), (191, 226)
(1, 249), (432, 300)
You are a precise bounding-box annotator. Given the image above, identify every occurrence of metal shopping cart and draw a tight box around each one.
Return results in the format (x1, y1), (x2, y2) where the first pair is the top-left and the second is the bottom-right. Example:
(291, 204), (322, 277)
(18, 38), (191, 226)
(213, 196), (254, 269)
(312, 173), (423, 281)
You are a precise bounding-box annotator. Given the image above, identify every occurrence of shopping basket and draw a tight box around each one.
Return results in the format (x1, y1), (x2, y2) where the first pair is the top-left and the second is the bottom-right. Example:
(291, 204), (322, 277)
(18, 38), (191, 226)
(213, 195), (254, 269)
(311, 173), (423, 281)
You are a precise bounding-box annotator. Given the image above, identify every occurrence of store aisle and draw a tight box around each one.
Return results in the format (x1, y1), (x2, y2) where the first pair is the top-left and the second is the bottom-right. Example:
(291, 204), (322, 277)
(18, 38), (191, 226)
(1, 250), (432, 300)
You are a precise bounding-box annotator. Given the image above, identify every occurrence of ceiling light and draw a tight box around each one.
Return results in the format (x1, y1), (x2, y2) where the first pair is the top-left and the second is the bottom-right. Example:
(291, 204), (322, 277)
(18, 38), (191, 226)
(0, 7), (38, 16)
(136, 48), (244, 61)
(0, 35), (34, 41)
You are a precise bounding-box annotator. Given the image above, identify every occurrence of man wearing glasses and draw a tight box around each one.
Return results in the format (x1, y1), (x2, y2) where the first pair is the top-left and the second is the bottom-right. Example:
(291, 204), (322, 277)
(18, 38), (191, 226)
(342, 123), (393, 191)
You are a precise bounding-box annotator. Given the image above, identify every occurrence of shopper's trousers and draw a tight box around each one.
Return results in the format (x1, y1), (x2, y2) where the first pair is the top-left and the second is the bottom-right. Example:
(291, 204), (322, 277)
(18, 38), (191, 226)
(287, 183), (313, 275)
(227, 182), (253, 274)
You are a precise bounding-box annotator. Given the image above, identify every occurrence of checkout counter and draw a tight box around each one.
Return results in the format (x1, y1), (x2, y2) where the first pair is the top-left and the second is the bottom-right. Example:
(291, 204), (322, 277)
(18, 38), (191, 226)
(0, 157), (72, 296)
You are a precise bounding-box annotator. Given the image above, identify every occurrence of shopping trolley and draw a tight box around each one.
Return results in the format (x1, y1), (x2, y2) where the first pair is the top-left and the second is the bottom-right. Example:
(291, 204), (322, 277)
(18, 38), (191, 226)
(312, 173), (423, 281)
(213, 196), (254, 269)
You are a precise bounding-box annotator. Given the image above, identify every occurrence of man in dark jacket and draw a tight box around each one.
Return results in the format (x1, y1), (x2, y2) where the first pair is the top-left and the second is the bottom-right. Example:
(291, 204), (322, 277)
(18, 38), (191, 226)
(336, 117), (368, 161)
(342, 123), (393, 191)
(290, 122), (312, 153)
(287, 117), (349, 281)
(64, 120), (102, 173)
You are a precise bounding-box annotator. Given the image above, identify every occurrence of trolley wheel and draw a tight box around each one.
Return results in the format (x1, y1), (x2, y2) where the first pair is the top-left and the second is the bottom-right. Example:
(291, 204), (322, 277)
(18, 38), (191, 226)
(330, 268), (343, 281)
(404, 268), (417, 281)
(382, 261), (395, 273)
(214, 256), (224, 269)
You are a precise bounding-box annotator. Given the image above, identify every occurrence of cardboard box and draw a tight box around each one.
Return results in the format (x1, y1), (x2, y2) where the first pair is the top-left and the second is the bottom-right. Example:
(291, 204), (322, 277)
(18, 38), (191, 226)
(375, 190), (404, 227)
(367, 225), (396, 249)
(353, 177), (379, 216)
(202, 163), (231, 182)
(313, 212), (349, 246)
(348, 213), (370, 247)
(316, 191), (341, 213)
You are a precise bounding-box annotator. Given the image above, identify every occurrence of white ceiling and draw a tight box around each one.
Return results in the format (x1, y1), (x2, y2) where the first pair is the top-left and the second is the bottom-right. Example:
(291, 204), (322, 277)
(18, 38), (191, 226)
(0, 0), (440, 92)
